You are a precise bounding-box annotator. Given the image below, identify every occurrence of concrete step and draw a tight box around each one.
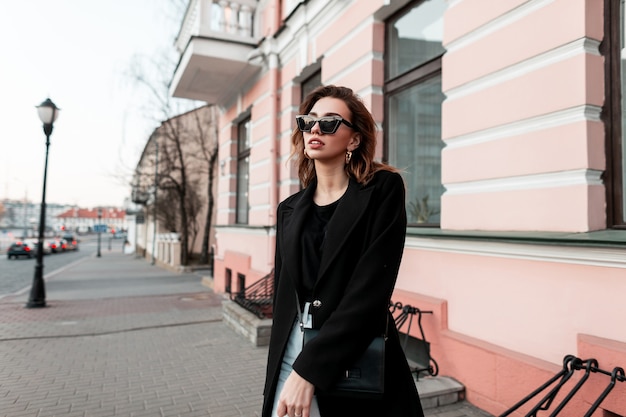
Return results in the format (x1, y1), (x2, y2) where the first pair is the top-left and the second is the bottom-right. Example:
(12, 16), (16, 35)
(223, 299), (273, 346)
(416, 375), (465, 409)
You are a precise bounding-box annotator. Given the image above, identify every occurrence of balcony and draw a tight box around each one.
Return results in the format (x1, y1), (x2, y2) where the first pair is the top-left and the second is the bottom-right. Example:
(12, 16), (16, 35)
(171, 0), (262, 104)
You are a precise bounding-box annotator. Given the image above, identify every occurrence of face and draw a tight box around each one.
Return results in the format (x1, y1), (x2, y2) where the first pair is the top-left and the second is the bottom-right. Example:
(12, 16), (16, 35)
(302, 97), (360, 164)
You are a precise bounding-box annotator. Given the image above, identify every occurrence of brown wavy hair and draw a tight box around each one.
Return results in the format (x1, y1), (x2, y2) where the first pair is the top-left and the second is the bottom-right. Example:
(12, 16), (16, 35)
(290, 85), (396, 187)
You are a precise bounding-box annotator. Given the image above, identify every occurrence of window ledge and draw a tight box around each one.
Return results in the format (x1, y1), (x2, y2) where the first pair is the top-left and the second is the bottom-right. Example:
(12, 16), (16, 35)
(405, 229), (626, 269)
(406, 228), (626, 248)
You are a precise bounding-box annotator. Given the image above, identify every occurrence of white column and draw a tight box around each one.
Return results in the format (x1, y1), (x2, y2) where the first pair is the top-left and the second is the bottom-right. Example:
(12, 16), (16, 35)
(229, 2), (240, 34)
(218, 0), (229, 33)
(239, 4), (252, 37)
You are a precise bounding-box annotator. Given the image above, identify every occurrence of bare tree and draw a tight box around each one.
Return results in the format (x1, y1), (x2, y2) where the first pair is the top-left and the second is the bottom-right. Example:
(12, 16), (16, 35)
(154, 113), (205, 265)
(187, 107), (219, 265)
(125, 1), (218, 266)
(109, 0), (189, 193)
(133, 104), (218, 266)
(156, 178), (203, 250)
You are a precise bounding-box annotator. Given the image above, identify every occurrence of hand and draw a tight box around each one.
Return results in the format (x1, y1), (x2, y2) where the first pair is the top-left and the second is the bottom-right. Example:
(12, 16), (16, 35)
(276, 370), (315, 417)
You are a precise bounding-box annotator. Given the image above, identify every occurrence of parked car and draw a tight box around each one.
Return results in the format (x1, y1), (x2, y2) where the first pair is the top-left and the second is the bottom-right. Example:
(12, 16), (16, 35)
(61, 234), (79, 251)
(30, 239), (52, 255)
(43, 239), (55, 254)
(7, 241), (34, 259)
(49, 238), (66, 253)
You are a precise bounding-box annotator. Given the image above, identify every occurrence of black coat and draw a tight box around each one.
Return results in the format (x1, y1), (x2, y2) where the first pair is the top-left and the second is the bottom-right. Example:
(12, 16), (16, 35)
(262, 170), (424, 417)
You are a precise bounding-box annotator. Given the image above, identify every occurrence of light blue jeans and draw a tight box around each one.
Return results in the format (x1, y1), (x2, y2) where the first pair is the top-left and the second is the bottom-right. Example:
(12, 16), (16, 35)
(271, 306), (321, 417)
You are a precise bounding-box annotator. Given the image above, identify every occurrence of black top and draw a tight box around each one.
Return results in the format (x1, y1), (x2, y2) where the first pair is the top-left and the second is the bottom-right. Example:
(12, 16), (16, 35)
(299, 199), (340, 301)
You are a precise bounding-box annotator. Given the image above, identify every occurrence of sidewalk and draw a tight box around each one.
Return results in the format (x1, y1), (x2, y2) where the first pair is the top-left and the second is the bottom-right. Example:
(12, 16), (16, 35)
(0, 252), (492, 417)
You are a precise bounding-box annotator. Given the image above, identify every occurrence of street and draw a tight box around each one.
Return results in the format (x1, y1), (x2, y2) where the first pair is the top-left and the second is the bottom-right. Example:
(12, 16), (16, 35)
(0, 235), (125, 297)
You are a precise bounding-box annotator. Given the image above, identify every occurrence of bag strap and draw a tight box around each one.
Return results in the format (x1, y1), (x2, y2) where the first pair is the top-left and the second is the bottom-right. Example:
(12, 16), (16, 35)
(295, 290), (306, 331)
(294, 289), (389, 338)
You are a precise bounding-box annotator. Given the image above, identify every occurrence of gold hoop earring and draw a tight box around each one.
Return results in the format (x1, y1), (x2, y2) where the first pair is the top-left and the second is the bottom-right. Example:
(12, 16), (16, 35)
(345, 150), (352, 164)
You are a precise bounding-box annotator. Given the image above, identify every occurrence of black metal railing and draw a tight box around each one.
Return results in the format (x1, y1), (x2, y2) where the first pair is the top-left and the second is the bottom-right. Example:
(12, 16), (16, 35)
(390, 301), (438, 379)
(231, 269), (274, 319)
(500, 354), (625, 417)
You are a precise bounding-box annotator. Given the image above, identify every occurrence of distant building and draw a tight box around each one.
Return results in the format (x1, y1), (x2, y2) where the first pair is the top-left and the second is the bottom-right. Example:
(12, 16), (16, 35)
(0, 198), (69, 235)
(56, 207), (127, 234)
(131, 105), (218, 266)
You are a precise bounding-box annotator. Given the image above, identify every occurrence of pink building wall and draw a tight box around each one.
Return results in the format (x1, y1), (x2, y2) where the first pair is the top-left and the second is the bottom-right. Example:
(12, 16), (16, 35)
(203, 0), (626, 415)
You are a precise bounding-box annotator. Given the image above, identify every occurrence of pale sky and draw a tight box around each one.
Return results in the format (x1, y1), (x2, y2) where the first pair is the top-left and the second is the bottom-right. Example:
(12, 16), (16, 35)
(0, 0), (183, 208)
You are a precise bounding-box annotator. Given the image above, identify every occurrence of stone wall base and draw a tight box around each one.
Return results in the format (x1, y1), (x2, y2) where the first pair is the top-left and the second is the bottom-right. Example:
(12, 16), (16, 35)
(222, 299), (272, 347)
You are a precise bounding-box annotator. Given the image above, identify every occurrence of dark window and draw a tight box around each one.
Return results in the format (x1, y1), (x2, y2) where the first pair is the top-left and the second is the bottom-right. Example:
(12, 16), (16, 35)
(604, 0), (626, 228)
(385, 0), (446, 226)
(225, 268), (232, 294)
(298, 71), (322, 190)
(236, 117), (251, 224)
(237, 273), (246, 294)
(301, 71), (322, 101)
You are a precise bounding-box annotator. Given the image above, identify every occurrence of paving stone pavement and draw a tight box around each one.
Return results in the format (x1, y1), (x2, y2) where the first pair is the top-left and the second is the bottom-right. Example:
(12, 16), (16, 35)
(0, 251), (493, 417)
(0, 295), (267, 416)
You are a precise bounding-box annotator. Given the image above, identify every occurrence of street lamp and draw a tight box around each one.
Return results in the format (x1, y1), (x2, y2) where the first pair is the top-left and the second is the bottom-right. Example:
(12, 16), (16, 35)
(151, 139), (158, 265)
(131, 175), (149, 259)
(97, 207), (102, 257)
(26, 98), (60, 309)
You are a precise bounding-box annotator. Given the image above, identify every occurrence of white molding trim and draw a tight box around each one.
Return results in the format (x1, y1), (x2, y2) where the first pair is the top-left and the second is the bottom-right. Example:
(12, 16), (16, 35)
(250, 204), (271, 212)
(444, 169), (603, 194)
(278, 154), (292, 164)
(445, 0), (554, 53)
(446, 38), (601, 101)
(278, 178), (301, 188)
(324, 14), (375, 59)
(218, 173), (236, 181)
(249, 181), (270, 192)
(215, 225), (275, 236)
(219, 140), (236, 151)
(326, 51), (382, 86)
(217, 190), (236, 197)
(444, 105), (602, 148)
(276, 0), (352, 72)
(251, 111), (270, 130)
(251, 135), (270, 148)
(405, 236), (626, 269)
(250, 157), (270, 171)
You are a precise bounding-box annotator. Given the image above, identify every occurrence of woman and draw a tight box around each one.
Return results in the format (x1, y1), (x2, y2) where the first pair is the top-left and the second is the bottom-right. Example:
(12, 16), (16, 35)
(262, 85), (424, 417)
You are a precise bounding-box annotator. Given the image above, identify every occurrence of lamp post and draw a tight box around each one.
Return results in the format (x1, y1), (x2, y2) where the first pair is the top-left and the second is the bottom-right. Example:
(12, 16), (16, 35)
(26, 98), (60, 309)
(151, 139), (158, 265)
(131, 176), (149, 259)
(97, 207), (102, 257)
(22, 190), (28, 239)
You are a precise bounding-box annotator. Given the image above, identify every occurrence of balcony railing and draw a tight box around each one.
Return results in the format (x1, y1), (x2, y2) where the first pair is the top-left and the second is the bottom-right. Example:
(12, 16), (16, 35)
(176, 0), (258, 53)
(231, 269), (274, 319)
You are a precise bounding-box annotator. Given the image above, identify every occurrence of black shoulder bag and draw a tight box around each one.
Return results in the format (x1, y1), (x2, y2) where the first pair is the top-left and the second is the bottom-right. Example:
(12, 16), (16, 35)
(296, 291), (387, 398)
